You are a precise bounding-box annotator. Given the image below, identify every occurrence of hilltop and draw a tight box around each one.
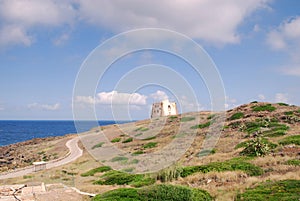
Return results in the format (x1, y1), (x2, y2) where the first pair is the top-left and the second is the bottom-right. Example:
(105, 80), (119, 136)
(0, 102), (299, 200)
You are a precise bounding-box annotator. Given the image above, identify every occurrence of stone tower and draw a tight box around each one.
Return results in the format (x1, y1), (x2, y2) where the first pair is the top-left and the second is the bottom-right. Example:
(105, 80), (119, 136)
(151, 100), (178, 118)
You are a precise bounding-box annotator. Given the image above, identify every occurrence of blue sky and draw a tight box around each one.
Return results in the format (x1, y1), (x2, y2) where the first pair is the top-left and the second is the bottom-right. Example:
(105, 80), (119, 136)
(0, 0), (300, 120)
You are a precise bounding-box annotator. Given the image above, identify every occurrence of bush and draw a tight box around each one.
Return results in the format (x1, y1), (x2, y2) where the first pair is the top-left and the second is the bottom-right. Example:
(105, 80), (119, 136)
(236, 180), (300, 201)
(93, 170), (154, 187)
(229, 112), (244, 120)
(252, 104), (276, 112)
(240, 137), (270, 157)
(235, 138), (277, 150)
(111, 156), (128, 162)
(132, 150), (144, 155)
(197, 149), (216, 157)
(139, 184), (212, 201)
(180, 116), (196, 122)
(111, 137), (121, 143)
(284, 111), (294, 115)
(285, 159), (300, 166)
(279, 135), (300, 145)
(190, 122), (211, 129)
(142, 136), (156, 141)
(143, 142), (157, 149)
(278, 102), (289, 106)
(81, 166), (112, 177)
(155, 164), (182, 182)
(122, 137), (133, 143)
(93, 184), (212, 201)
(181, 157), (263, 177)
(135, 127), (149, 132)
(92, 142), (105, 149)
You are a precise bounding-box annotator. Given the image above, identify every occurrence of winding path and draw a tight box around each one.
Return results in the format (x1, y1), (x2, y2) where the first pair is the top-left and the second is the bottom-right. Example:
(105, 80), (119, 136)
(0, 137), (83, 180)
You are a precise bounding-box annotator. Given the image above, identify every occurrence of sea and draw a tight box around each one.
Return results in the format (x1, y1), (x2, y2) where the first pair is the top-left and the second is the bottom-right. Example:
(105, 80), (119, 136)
(0, 120), (129, 147)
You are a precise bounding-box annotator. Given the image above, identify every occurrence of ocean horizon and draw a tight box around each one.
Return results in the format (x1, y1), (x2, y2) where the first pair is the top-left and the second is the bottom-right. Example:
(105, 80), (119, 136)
(0, 120), (132, 147)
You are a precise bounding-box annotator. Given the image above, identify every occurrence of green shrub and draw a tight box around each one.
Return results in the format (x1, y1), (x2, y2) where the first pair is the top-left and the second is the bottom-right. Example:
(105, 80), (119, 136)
(143, 142), (157, 149)
(236, 180), (300, 201)
(142, 136), (156, 141)
(181, 157), (263, 177)
(252, 104), (276, 112)
(240, 137), (270, 157)
(93, 170), (154, 187)
(111, 137), (121, 143)
(229, 112), (244, 120)
(132, 150), (144, 155)
(93, 188), (140, 201)
(279, 135), (300, 145)
(81, 166), (112, 177)
(111, 156), (128, 162)
(190, 121), (211, 129)
(155, 164), (182, 182)
(92, 142), (105, 149)
(284, 111), (294, 115)
(197, 149), (216, 157)
(93, 184), (212, 201)
(180, 116), (196, 122)
(207, 114), (216, 120)
(122, 137), (133, 143)
(235, 138), (277, 150)
(285, 159), (300, 166)
(278, 102), (289, 106)
(251, 101), (258, 103)
(139, 184), (212, 201)
(135, 127), (149, 132)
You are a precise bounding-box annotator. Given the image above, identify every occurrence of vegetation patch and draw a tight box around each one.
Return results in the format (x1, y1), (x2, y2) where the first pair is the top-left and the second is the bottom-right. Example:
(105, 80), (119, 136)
(132, 150), (144, 155)
(155, 164), (182, 182)
(81, 166), (112, 177)
(240, 137), (270, 157)
(197, 149), (216, 157)
(135, 127), (149, 132)
(93, 184), (212, 201)
(111, 137), (121, 143)
(229, 112), (244, 120)
(284, 111), (294, 115)
(180, 116), (196, 122)
(92, 142), (105, 149)
(279, 135), (300, 146)
(142, 136), (156, 141)
(143, 142), (157, 149)
(236, 180), (300, 201)
(285, 159), (300, 166)
(190, 121), (211, 129)
(251, 104), (276, 112)
(93, 170), (155, 187)
(235, 138), (277, 150)
(207, 114), (216, 120)
(278, 102), (289, 106)
(122, 137), (133, 143)
(111, 156), (128, 162)
(181, 157), (263, 177)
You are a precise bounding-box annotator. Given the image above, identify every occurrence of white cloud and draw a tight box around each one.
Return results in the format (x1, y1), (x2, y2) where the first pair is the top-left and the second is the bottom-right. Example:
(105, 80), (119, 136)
(258, 94), (266, 100)
(179, 95), (203, 112)
(78, 0), (270, 45)
(275, 93), (288, 103)
(0, 0), (76, 47)
(75, 91), (147, 106)
(97, 91), (147, 105)
(28, 102), (60, 111)
(150, 90), (169, 102)
(266, 16), (300, 76)
(53, 33), (70, 46)
(225, 96), (237, 109)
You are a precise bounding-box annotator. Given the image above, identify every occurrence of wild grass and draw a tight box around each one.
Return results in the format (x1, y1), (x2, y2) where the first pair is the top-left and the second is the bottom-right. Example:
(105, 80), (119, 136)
(277, 102), (289, 106)
(92, 142), (105, 149)
(111, 137), (121, 143)
(135, 127), (149, 132)
(180, 116), (196, 122)
(111, 156), (128, 162)
(251, 104), (276, 112)
(122, 137), (133, 143)
(93, 170), (155, 187)
(143, 142), (157, 149)
(285, 159), (300, 166)
(191, 121), (211, 129)
(236, 180), (300, 201)
(81, 166), (112, 177)
(92, 184), (212, 201)
(235, 138), (277, 150)
(181, 157), (263, 177)
(229, 112), (244, 120)
(279, 135), (300, 145)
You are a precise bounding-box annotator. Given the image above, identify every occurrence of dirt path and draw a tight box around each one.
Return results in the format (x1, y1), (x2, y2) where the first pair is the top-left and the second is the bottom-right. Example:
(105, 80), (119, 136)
(0, 137), (83, 180)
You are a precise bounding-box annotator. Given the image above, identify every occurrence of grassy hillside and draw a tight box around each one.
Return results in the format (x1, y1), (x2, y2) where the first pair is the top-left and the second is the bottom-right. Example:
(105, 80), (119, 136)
(3, 102), (300, 200)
